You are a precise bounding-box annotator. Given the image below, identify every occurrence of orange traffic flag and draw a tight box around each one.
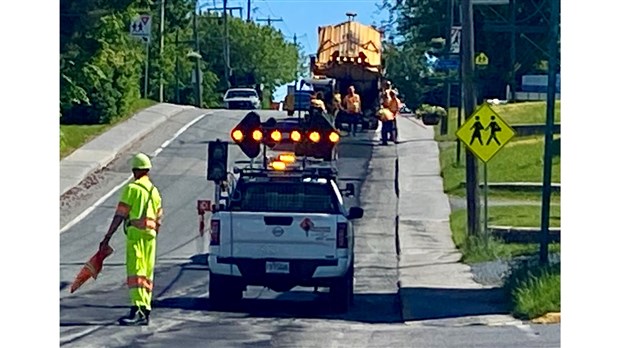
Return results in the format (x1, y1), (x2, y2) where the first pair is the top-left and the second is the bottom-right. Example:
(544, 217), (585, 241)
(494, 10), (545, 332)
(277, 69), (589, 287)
(70, 245), (114, 293)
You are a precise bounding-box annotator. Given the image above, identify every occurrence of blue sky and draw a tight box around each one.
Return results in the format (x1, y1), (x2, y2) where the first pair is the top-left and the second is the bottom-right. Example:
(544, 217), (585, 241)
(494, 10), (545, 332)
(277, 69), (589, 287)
(198, 0), (392, 100)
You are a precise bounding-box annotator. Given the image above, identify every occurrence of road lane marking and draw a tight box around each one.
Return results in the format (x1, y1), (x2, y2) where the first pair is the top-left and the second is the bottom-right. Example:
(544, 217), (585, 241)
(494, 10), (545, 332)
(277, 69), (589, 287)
(60, 112), (210, 234)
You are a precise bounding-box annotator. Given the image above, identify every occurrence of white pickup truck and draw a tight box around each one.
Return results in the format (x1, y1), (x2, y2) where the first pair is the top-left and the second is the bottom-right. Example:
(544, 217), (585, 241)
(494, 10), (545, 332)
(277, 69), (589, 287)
(207, 167), (363, 312)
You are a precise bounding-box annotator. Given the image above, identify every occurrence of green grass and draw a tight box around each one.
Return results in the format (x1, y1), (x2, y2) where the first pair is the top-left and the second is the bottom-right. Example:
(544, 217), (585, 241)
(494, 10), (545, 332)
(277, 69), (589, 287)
(437, 101), (561, 142)
(439, 135), (561, 201)
(450, 206), (561, 264)
(503, 261), (561, 319)
(437, 100), (562, 318)
(60, 99), (157, 159)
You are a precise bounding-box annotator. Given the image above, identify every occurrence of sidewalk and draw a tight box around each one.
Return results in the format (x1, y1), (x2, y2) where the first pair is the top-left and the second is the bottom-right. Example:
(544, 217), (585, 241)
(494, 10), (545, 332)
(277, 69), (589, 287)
(393, 116), (511, 325)
(60, 103), (196, 197)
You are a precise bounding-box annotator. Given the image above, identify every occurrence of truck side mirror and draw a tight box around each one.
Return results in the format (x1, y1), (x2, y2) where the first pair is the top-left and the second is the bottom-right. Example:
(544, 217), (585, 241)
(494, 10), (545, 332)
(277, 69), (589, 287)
(348, 207), (364, 220)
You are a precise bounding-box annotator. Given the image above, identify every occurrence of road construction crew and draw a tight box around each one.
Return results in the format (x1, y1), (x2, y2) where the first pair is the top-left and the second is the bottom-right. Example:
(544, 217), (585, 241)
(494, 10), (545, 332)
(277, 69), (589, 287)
(310, 91), (327, 112)
(382, 81), (394, 102)
(343, 85), (362, 136)
(377, 107), (395, 145)
(99, 153), (163, 326)
(387, 90), (401, 143)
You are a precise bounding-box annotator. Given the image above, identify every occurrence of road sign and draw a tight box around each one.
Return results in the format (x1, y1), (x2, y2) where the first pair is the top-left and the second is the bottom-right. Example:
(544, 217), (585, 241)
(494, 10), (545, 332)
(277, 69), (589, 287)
(475, 52), (489, 66)
(473, 0), (509, 4)
(455, 103), (515, 162)
(130, 14), (152, 42)
(436, 58), (460, 70)
(450, 26), (461, 54)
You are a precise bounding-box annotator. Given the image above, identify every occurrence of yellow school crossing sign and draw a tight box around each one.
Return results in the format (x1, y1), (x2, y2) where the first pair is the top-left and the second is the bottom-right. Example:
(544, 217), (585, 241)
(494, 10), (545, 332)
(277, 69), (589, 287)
(456, 103), (516, 162)
(475, 52), (489, 66)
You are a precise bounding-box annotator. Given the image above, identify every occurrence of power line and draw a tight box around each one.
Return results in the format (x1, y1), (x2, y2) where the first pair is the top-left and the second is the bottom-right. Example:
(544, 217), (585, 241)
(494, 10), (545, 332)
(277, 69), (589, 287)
(255, 16), (283, 26)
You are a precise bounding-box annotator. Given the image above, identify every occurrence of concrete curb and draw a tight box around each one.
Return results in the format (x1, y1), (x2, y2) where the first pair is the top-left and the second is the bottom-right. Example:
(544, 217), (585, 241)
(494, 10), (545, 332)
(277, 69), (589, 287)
(60, 103), (196, 196)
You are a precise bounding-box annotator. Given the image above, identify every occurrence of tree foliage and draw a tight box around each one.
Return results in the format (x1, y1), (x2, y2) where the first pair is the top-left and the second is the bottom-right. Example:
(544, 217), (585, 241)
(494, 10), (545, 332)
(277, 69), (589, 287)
(60, 0), (300, 124)
(381, 0), (558, 104)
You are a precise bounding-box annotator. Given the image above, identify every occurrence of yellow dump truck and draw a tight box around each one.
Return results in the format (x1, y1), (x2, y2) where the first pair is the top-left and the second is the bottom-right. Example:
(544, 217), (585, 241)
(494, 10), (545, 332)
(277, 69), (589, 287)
(311, 15), (384, 130)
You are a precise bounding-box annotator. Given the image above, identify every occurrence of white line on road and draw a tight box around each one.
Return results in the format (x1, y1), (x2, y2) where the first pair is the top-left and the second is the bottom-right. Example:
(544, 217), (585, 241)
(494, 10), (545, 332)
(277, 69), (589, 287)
(60, 112), (210, 234)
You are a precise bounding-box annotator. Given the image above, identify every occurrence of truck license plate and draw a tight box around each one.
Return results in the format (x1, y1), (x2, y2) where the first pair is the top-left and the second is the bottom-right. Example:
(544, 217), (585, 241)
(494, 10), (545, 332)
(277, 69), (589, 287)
(266, 261), (289, 274)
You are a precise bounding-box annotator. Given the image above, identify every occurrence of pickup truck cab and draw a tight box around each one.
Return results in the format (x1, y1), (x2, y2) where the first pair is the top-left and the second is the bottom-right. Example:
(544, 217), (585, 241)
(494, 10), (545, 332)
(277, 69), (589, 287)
(208, 167), (363, 312)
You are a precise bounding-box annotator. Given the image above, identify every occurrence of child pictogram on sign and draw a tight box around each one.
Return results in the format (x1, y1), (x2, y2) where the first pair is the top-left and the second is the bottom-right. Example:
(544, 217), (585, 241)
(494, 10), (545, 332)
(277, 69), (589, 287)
(469, 116), (484, 145)
(485, 116), (502, 145)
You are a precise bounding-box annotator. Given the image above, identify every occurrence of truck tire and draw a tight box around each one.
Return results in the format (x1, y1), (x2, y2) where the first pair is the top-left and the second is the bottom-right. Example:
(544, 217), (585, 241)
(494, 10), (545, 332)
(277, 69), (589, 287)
(329, 262), (354, 313)
(209, 271), (243, 309)
(369, 119), (379, 130)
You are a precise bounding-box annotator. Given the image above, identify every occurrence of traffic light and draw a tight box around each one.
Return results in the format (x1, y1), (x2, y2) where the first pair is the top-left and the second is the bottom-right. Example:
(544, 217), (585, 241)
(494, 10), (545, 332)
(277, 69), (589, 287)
(207, 139), (228, 181)
(230, 112), (262, 158)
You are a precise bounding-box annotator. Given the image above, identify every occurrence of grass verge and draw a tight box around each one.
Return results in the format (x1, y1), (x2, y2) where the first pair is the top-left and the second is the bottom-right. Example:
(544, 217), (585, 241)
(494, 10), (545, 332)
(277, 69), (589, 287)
(439, 135), (561, 202)
(60, 99), (157, 159)
(437, 100), (561, 143)
(450, 206), (561, 264)
(439, 100), (562, 319)
(503, 260), (561, 319)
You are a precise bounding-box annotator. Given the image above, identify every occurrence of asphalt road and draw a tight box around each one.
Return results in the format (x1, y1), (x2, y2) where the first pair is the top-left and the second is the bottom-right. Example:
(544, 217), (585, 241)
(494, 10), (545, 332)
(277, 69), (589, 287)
(59, 109), (560, 347)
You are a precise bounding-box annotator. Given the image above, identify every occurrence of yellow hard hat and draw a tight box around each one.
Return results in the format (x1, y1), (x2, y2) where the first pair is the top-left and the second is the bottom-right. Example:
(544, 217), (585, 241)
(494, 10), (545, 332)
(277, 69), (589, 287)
(131, 153), (152, 170)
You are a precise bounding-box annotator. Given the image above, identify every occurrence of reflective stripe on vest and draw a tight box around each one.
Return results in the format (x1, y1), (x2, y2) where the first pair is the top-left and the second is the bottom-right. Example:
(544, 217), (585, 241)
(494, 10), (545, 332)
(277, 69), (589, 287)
(127, 275), (153, 292)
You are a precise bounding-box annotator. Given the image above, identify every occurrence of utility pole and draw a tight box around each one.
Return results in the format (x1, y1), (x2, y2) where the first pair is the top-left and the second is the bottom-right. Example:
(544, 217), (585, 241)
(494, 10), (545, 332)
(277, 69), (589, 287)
(539, 0), (560, 265)
(159, 0), (165, 102)
(509, 0), (516, 101)
(223, 0), (231, 88)
(441, 0), (455, 135)
(462, 0), (480, 236)
(293, 33), (297, 46)
(247, 0), (251, 22)
(193, 9), (202, 107)
(256, 16), (283, 26)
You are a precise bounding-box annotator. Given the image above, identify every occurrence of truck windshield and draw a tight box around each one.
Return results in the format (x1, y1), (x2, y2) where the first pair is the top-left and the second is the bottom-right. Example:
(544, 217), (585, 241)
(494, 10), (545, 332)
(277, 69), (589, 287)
(226, 90), (257, 98)
(229, 182), (339, 214)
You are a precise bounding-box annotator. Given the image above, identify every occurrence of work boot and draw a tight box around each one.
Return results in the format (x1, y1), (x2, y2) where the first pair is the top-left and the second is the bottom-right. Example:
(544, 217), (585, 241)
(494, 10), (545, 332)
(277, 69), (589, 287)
(117, 306), (138, 323)
(118, 306), (149, 326)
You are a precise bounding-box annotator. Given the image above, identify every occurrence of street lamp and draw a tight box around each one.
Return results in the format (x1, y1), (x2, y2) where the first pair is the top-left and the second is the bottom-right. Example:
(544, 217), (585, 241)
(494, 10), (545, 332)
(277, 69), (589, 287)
(187, 50), (203, 107)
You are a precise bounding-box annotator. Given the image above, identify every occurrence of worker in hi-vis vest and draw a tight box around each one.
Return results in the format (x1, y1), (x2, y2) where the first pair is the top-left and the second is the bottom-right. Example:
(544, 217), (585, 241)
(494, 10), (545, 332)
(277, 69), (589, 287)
(342, 85), (362, 136)
(99, 153), (163, 326)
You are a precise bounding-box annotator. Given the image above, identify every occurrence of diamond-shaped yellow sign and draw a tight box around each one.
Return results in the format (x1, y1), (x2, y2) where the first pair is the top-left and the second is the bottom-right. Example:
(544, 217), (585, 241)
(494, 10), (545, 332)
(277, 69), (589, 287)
(475, 52), (489, 66)
(456, 103), (516, 162)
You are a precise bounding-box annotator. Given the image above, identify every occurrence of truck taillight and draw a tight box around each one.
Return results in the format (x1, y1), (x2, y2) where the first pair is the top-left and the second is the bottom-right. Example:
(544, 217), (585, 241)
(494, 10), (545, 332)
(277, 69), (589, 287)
(210, 220), (220, 246)
(337, 223), (348, 248)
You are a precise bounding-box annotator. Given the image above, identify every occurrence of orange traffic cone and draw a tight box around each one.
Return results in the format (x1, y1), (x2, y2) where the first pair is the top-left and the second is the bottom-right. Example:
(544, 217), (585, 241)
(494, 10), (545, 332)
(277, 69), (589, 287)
(70, 245), (114, 293)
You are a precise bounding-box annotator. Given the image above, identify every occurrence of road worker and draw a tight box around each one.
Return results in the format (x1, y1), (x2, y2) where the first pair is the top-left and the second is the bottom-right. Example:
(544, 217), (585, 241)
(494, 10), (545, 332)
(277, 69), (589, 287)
(387, 90), (401, 143)
(377, 107), (395, 145)
(382, 81), (394, 103)
(343, 85), (362, 136)
(310, 91), (327, 112)
(99, 153), (163, 326)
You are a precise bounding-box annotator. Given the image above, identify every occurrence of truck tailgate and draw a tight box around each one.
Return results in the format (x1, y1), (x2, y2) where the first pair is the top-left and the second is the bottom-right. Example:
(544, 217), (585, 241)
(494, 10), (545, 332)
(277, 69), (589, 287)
(230, 212), (337, 259)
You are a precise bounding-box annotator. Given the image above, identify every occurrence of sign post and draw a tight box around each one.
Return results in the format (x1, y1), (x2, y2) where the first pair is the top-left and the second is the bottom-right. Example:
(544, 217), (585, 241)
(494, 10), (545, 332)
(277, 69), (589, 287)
(456, 103), (516, 234)
(129, 14), (152, 98)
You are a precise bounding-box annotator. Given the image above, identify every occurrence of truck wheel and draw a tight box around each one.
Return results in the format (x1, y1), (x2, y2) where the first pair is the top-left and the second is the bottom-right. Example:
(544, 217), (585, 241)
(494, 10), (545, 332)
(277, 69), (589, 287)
(329, 263), (354, 313)
(209, 271), (243, 309)
(369, 119), (379, 130)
